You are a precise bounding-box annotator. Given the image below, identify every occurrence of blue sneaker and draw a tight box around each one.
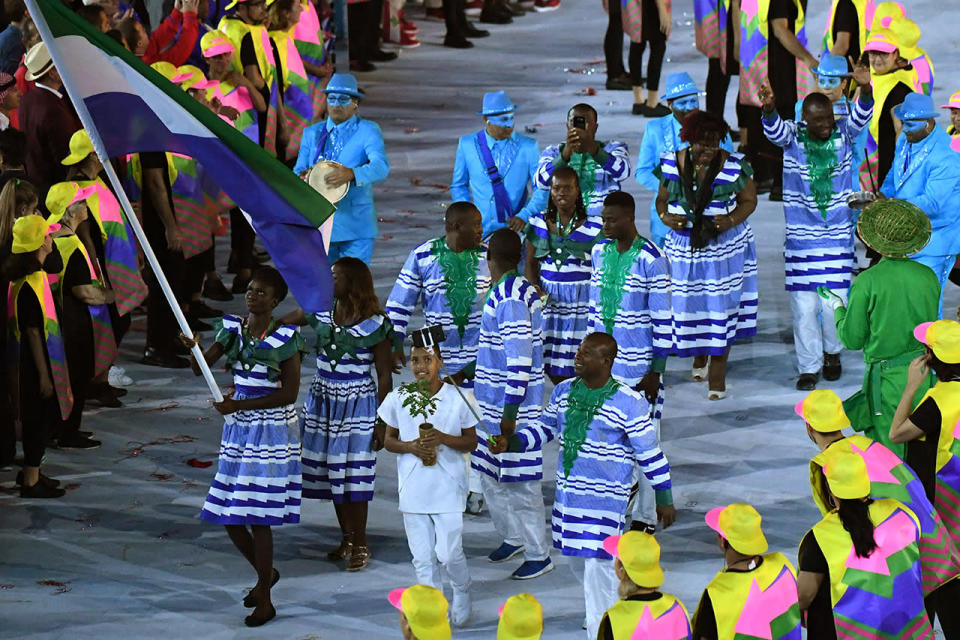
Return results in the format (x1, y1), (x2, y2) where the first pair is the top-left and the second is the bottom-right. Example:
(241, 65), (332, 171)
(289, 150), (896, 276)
(511, 558), (554, 580)
(488, 542), (524, 563)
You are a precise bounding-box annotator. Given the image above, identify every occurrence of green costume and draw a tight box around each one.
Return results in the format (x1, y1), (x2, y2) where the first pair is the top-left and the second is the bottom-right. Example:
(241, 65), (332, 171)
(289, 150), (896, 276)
(834, 258), (940, 456)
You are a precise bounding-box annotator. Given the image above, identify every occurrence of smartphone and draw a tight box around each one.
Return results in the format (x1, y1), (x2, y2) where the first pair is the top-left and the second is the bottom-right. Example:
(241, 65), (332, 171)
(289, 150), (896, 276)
(571, 115), (586, 129)
(411, 325), (446, 349)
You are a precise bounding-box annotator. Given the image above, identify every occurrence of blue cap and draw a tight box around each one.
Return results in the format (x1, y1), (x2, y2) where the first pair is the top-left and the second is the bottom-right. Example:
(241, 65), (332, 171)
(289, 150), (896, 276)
(813, 53), (849, 78)
(322, 73), (364, 100)
(893, 92), (940, 121)
(663, 72), (698, 101)
(477, 90), (517, 116)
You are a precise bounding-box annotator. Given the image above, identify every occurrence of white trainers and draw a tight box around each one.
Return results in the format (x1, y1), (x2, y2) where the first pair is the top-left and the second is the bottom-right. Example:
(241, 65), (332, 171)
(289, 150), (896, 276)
(109, 365), (134, 387)
(451, 589), (471, 627)
(465, 491), (484, 515)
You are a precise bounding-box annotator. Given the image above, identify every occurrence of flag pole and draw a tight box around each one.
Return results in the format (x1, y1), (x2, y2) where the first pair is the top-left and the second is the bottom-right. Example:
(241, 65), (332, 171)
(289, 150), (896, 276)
(25, 0), (224, 403)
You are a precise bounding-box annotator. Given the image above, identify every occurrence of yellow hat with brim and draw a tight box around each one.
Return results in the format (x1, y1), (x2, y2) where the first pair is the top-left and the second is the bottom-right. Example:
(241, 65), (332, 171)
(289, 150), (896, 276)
(62, 129), (94, 166)
(602, 531), (664, 588)
(46, 182), (97, 224)
(12, 214), (60, 254)
(173, 65), (219, 91)
(388, 586), (451, 640)
(870, 1), (905, 31)
(705, 504), (769, 555)
(863, 27), (899, 53)
(914, 320), (960, 364)
(497, 593), (542, 640)
(150, 61), (179, 81)
(795, 389), (851, 433)
(823, 448), (871, 499)
(201, 31), (235, 57)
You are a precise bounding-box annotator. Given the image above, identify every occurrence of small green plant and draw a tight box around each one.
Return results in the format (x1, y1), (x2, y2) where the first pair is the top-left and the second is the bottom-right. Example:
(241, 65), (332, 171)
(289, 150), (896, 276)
(399, 379), (439, 422)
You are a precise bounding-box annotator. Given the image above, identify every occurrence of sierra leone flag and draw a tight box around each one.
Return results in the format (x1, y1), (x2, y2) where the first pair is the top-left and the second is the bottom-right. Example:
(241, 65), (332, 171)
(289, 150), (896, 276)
(26, 0), (335, 312)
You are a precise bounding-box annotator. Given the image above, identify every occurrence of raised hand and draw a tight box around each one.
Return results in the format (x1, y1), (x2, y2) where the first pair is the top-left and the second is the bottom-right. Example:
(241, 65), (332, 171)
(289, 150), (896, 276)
(758, 83), (776, 113)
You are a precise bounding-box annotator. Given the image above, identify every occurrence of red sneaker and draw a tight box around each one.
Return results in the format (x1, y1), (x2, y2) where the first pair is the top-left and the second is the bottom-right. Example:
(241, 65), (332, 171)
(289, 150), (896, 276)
(533, 0), (560, 11)
(384, 31), (421, 48)
(465, 0), (483, 15)
(398, 9), (418, 31)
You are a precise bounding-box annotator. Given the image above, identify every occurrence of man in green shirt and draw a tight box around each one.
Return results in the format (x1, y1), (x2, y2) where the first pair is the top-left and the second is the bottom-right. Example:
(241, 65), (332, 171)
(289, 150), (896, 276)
(820, 199), (940, 456)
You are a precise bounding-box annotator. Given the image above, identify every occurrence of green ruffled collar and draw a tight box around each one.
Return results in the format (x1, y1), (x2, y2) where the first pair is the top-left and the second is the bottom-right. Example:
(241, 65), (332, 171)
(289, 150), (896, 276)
(430, 237), (483, 340)
(598, 237), (645, 333)
(561, 377), (621, 478)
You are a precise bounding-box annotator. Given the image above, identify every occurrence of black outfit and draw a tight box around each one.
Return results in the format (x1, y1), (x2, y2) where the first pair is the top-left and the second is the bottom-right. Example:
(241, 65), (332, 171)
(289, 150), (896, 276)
(604, 0), (626, 80)
(240, 31), (285, 159)
(798, 532), (839, 640)
(139, 151), (186, 352)
(347, 0), (385, 64)
(876, 82), (912, 185)
(705, 2), (739, 117)
(0, 239), (13, 466)
(691, 557), (765, 639)
(831, 0), (860, 67)
(229, 206), (256, 277)
(58, 243), (94, 439)
(628, 0), (666, 91)
(596, 592), (666, 640)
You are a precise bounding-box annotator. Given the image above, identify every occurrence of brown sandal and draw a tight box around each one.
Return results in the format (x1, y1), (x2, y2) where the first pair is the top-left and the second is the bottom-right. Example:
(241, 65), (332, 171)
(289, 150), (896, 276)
(346, 545), (371, 571)
(327, 536), (353, 561)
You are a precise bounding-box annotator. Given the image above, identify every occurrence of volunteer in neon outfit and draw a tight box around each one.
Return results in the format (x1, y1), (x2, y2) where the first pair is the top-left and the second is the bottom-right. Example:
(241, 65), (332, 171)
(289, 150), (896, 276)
(497, 593), (542, 640)
(797, 448), (934, 638)
(691, 503), (801, 639)
(798, 388), (960, 633)
(387, 584), (451, 640)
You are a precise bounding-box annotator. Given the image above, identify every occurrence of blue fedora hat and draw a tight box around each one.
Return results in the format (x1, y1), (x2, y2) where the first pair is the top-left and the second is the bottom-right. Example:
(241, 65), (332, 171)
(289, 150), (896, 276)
(893, 92), (940, 121)
(322, 73), (364, 99)
(477, 90), (517, 116)
(663, 72), (698, 101)
(813, 53), (849, 77)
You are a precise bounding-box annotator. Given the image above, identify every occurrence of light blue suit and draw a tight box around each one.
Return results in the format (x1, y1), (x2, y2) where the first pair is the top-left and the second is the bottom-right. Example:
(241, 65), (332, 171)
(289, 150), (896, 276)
(880, 125), (960, 316)
(635, 114), (733, 248)
(294, 115), (390, 263)
(451, 130), (548, 238)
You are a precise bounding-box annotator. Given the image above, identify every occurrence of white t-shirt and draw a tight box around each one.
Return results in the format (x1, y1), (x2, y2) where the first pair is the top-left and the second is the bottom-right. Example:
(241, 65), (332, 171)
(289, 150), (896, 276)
(378, 383), (479, 514)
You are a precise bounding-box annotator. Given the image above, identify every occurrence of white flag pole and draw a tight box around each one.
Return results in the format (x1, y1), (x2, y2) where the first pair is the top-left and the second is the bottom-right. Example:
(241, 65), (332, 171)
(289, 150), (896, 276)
(25, 0), (224, 402)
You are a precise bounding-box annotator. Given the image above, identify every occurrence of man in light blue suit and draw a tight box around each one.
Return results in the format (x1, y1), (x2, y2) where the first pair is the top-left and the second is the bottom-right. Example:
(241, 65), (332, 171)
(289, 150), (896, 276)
(879, 92), (960, 317)
(450, 91), (548, 238)
(635, 72), (733, 248)
(294, 73), (390, 264)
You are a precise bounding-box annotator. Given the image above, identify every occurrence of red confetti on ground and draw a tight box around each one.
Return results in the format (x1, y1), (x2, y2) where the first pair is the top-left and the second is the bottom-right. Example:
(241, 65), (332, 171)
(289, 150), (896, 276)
(404, 127), (420, 134)
(143, 402), (180, 412)
(186, 458), (213, 468)
(150, 472), (174, 481)
(575, 88), (597, 96)
(382, 236), (393, 241)
(37, 580), (71, 594)
(583, 59), (604, 65)
(120, 435), (198, 460)
(64, 483), (81, 492)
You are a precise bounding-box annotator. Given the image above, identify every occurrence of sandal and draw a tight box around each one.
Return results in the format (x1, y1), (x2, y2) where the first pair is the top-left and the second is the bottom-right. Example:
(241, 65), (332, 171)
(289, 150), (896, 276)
(346, 545), (371, 571)
(691, 365), (708, 382)
(243, 568), (279, 608)
(327, 535), (353, 561)
(708, 389), (727, 400)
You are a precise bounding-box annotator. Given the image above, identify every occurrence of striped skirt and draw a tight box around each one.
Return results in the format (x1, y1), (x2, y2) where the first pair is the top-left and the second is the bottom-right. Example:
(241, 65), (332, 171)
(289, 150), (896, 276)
(300, 374), (378, 502)
(664, 222), (759, 356)
(199, 399), (302, 526)
(542, 279), (591, 380)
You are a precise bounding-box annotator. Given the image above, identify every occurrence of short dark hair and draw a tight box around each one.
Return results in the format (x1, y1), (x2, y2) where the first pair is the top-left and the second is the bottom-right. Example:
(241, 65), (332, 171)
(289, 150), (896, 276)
(679, 110), (730, 145)
(928, 349), (960, 382)
(251, 265), (288, 303)
(602, 191), (635, 214)
(445, 201), (480, 230)
(584, 331), (617, 360)
(104, 29), (125, 47)
(568, 103), (598, 120)
(77, 4), (107, 29)
(487, 228), (521, 264)
(0, 128), (26, 167)
(801, 92), (833, 115)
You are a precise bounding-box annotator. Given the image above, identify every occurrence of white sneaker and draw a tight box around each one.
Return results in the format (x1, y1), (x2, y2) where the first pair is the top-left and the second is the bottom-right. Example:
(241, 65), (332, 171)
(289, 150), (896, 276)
(451, 589), (471, 627)
(465, 491), (484, 515)
(109, 365), (134, 387)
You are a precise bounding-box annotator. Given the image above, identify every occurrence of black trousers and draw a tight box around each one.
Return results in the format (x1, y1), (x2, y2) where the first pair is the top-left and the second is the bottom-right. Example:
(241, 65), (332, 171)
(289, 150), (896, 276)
(741, 103), (790, 186)
(604, 0), (626, 79)
(926, 578), (960, 638)
(628, 0), (665, 90)
(443, 0), (467, 37)
(20, 368), (61, 467)
(185, 246), (216, 299)
(706, 58), (733, 117)
(229, 208), (255, 273)
(0, 370), (14, 465)
(348, 0), (384, 62)
(144, 231), (187, 350)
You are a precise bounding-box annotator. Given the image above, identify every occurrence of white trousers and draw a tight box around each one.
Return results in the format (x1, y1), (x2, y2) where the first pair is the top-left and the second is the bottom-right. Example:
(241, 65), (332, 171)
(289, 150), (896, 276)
(401, 512), (471, 594)
(569, 556), (620, 640)
(789, 289), (846, 374)
(468, 457), (483, 493)
(480, 474), (550, 561)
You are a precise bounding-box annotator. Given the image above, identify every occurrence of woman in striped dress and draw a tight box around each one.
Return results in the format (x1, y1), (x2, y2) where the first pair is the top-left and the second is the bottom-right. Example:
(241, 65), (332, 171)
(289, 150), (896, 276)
(290, 257), (396, 571)
(186, 266), (305, 628)
(655, 111), (758, 400)
(525, 166), (603, 384)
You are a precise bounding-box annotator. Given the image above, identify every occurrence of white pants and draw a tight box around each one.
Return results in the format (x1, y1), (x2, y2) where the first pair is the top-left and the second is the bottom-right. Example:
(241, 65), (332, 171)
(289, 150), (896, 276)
(569, 556), (620, 639)
(401, 512), (471, 594)
(480, 474), (550, 561)
(468, 458), (483, 493)
(790, 289), (846, 374)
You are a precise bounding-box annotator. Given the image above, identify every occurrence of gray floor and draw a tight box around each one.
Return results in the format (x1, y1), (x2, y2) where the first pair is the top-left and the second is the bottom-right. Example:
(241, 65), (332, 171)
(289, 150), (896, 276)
(2, 1), (959, 637)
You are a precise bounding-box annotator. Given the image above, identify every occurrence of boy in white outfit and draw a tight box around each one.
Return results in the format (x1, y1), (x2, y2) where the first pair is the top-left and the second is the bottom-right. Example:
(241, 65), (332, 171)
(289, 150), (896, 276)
(381, 342), (479, 627)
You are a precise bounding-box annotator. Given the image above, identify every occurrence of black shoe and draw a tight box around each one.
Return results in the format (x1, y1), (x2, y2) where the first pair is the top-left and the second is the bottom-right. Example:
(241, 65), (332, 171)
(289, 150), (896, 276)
(15, 471), (60, 488)
(231, 275), (251, 294)
(822, 353), (842, 381)
(443, 34), (474, 48)
(796, 372), (819, 391)
(86, 383), (123, 408)
(188, 316), (213, 332)
(606, 75), (632, 91)
(755, 178), (774, 195)
(729, 129), (742, 143)
(463, 24), (490, 37)
(202, 278), (233, 302)
(640, 103), (672, 117)
(20, 481), (65, 499)
(479, 9), (512, 23)
(631, 103), (644, 115)
(57, 435), (102, 450)
(191, 301), (223, 319)
(629, 520), (656, 534)
(142, 347), (190, 369)
(349, 60), (376, 73)
(368, 49), (398, 62)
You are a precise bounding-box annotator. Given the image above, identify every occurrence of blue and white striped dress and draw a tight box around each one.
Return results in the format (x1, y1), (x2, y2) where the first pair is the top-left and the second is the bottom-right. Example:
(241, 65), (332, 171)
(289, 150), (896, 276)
(764, 100), (872, 292)
(472, 272), (544, 483)
(385, 237), (490, 373)
(526, 212), (603, 379)
(656, 152), (759, 356)
(300, 312), (394, 502)
(200, 315), (305, 526)
(517, 378), (672, 558)
(535, 141), (632, 217)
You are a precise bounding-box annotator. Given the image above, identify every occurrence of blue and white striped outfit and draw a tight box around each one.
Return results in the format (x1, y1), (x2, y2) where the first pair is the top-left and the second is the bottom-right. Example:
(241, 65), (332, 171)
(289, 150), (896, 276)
(526, 213), (603, 379)
(517, 378), (672, 558)
(535, 141), (632, 217)
(301, 312), (394, 502)
(200, 315), (305, 526)
(656, 152), (758, 356)
(471, 271), (544, 483)
(587, 237), (672, 389)
(765, 98), (872, 292)
(385, 237), (490, 374)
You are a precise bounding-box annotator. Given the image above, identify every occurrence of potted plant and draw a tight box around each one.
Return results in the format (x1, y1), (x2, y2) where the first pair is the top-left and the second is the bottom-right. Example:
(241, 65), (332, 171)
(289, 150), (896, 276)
(399, 379), (440, 466)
